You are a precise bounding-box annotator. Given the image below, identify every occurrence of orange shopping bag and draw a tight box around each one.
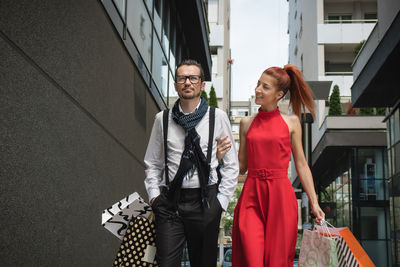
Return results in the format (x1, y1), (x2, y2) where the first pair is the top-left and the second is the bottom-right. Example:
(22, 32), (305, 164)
(315, 221), (375, 267)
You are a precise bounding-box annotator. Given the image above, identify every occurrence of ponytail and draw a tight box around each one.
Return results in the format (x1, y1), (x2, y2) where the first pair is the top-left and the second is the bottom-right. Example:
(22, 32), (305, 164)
(283, 64), (315, 119)
(263, 64), (315, 119)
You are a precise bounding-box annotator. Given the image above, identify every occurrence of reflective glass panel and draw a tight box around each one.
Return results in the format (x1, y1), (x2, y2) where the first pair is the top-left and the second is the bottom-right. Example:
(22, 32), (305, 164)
(169, 8), (176, 71)
(154, 0), (162, 37)
(126, 0), (152, 67)
(168, 71), (178, 107)
(360, 207), (389, 240)
(358, 149), (386, 200)
(114, 0), (126, 19)
(152, 36), (168, 99)
(144, 0), (153, 14)
(162, 0), (170, 54)
(361, 240), (390, 267)
(394, 109), (400, 144)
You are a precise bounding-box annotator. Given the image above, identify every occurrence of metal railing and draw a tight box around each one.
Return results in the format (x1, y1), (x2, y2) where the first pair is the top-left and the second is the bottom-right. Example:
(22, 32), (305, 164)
(325, 72), (353, 76)
(324, 19), (377, 24)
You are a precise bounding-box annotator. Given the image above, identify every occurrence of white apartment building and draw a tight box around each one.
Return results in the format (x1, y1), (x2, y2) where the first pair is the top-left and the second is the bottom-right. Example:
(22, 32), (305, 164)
(207, 0), (231, 114)
(288, 0), (377, 167)
(288, 1), (393, 266)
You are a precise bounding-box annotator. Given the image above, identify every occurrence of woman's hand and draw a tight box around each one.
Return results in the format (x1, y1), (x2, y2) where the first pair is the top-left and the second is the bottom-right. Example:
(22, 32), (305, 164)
(311, 202), (325, 224)
(216, 136), (231, 163)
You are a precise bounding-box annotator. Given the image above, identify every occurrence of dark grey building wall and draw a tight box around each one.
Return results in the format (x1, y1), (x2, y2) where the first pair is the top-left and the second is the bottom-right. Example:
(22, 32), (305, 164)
(1, 0), (159, 265)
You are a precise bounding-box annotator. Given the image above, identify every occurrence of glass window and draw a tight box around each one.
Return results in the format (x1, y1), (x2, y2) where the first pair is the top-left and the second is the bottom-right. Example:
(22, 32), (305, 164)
(360, 207), (389, 240)
(364, 13), (377, 22)
(168, 71), (177, 106)
(394, 109), (400, 144)
(114, 0), (126, 19)
(327, 14), (352, 23)
(327, 15), (339, 23)
(361, 240), (390, 267)
(169, 8), (176, 72)
(162, 0), (170, 54)
(391, 174), (400, 264)
(152, 36), (168, 99)
(358, 149), (385, 179)
(144, 0), (153, 14)
(154, 0), (163, 37)
(358, 149), (387, 200)
(126, 0), (152, 67)
(208, 0), (218, 23)
(395, 143), (400, 175)
(341, 15), (352, 23)
(175, 34), (183, 67)
(390, 115), (395, 146)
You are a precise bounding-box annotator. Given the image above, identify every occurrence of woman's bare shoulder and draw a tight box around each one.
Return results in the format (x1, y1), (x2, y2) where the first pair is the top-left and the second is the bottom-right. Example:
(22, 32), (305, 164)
(240, 116), (255, 132)
(280, 112), (301, 131)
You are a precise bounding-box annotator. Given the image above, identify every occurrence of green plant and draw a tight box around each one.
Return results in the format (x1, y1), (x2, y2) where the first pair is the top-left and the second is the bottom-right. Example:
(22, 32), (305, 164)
(354, 40), (366, 57)
(376, 107), (386, 116)
(328, 85), (342, 115)
(222, 185), (243, 234)
(359, 107), (374, 115)
(209, 85), (218, 108)
(201, 90), (209, 103)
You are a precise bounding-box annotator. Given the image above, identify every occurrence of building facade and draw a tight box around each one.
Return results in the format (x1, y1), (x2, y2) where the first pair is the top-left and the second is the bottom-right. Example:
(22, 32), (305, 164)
(351, 0), (400, 264)
(288, 0), (392, 265)
(0, 0), (211, 265)
(206, 0), (232, 114)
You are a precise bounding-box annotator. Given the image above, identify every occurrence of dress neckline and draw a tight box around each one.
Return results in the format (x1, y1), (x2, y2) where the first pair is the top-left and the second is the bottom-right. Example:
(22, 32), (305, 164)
(257, 107), (280, 119)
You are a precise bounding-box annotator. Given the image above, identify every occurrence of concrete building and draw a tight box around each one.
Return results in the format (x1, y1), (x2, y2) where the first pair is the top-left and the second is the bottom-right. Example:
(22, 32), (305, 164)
(351, 0), (400, 264)
(0, 0), (211, 265)
(206, 0), (232, 114)
(288, 0), (392, 265)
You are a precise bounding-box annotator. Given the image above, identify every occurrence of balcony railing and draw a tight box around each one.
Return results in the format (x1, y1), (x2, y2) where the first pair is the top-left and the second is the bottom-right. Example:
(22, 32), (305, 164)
(324, 19), (378, 24)
(325, 72), (353, 76)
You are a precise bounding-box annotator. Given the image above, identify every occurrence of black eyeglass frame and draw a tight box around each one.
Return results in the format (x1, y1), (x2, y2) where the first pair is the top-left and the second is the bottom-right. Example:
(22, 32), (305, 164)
(175, 75), (202, 84)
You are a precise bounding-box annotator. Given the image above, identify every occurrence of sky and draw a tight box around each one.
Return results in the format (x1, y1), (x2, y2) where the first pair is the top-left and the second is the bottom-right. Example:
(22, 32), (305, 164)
(230, 0), (289, 101)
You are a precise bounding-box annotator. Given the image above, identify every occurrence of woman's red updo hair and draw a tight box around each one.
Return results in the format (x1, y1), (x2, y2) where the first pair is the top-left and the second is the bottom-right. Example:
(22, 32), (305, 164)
(263, 64), (315, 119)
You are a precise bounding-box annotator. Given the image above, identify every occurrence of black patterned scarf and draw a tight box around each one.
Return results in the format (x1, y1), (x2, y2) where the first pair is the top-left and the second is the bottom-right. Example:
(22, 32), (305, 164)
(168, 97), (211, 208)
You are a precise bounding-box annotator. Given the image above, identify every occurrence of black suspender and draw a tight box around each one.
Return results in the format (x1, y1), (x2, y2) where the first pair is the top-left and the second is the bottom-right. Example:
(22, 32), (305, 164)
(162, 109), (170, 186)
(162, 107), (216, 186)
(206, 107), (216, 173)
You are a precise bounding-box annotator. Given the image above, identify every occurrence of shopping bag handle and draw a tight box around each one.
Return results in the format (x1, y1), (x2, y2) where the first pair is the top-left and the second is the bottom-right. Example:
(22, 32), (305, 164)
(315, 219), (335, 237)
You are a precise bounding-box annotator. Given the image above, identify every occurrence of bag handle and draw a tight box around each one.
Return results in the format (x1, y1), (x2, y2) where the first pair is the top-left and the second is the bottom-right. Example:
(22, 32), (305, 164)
(315, 219), (335, 238)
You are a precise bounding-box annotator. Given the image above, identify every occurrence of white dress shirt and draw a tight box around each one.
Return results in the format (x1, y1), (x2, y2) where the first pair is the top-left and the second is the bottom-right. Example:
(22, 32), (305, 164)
(144, 106), (239, 211)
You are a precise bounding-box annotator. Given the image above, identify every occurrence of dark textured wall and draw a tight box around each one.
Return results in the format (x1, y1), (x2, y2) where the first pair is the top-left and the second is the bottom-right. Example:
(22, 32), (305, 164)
(0, 0), (159, 265)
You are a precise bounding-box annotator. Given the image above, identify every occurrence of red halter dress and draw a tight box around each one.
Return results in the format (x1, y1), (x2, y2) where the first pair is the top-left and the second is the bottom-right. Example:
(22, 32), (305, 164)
(232, 107), (298, 267)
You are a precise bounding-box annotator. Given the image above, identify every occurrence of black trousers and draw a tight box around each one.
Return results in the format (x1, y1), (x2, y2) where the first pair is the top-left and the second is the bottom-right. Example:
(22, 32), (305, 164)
(151, 185), (222, 267)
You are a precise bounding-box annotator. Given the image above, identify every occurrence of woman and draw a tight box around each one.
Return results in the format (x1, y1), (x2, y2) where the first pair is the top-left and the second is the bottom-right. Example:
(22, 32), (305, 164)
(232, 65), (325, 266)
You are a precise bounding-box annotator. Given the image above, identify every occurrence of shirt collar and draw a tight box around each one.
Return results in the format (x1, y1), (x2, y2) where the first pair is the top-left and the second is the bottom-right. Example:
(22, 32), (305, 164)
(179, 99), (202, 115)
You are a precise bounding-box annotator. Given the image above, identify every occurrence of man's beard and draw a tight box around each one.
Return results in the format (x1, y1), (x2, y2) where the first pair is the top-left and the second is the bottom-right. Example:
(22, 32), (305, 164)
(179, 88), (201, 100)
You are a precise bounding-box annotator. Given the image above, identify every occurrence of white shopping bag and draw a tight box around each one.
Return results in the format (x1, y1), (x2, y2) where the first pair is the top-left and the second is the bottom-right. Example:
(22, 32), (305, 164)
(101, 192), (152, 240)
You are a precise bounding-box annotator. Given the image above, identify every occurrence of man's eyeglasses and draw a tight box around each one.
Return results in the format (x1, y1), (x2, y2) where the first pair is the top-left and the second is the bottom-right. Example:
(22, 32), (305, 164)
(175, 75), (202, 84)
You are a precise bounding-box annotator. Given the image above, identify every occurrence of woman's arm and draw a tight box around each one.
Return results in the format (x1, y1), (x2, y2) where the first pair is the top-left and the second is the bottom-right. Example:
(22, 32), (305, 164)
(238, 117), (251, 175)
(289, 115), (325, 223)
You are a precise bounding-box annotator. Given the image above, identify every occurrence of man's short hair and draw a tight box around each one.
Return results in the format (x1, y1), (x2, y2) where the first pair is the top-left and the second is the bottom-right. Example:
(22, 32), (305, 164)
(175, 59), (205, 82)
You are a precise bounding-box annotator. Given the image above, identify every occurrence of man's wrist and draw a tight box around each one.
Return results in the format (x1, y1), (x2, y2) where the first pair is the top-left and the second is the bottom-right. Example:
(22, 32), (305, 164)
(218, 160), (224, 169)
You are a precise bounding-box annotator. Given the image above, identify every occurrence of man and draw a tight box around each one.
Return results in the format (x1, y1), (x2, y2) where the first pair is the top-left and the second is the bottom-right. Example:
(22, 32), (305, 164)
(144, 59), (239, 267)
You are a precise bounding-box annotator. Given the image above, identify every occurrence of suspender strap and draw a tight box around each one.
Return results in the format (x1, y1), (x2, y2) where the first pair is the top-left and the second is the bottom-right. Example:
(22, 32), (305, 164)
(207, 107), (216, 165)
(162, 107), (216, 186)
(163, 109), (169, 186)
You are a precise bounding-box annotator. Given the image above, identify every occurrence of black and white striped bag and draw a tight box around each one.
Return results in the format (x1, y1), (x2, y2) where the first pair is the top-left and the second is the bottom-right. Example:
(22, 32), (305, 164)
(336, 236), (359, 267)
(102, 192), (152, 240)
